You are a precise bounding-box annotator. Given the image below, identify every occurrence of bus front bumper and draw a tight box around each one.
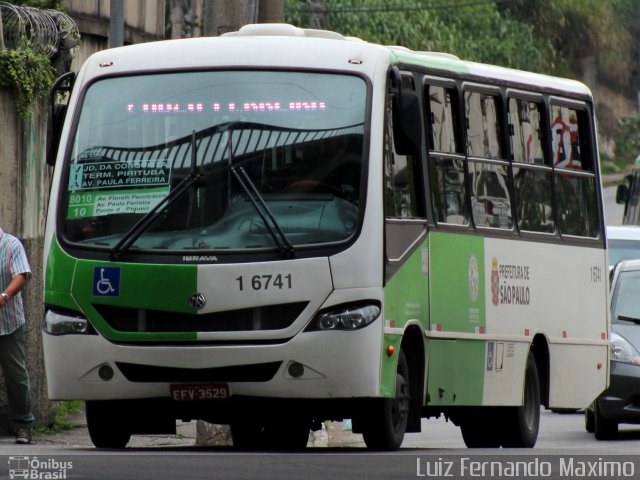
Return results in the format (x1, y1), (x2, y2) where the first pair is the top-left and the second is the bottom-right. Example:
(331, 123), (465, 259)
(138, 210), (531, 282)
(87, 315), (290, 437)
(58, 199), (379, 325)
(42, 321), (383, 401)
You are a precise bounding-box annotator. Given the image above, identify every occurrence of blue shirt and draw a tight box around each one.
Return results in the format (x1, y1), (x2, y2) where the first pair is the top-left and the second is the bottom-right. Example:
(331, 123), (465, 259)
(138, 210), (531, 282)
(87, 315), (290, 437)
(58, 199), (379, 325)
(0, 229), (31, 335)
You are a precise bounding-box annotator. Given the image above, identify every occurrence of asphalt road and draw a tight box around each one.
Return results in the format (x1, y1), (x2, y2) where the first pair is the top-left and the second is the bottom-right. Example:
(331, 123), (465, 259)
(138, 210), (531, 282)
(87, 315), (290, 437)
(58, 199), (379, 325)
(604, 185), (624, 226)
(0, 409), (637, 480)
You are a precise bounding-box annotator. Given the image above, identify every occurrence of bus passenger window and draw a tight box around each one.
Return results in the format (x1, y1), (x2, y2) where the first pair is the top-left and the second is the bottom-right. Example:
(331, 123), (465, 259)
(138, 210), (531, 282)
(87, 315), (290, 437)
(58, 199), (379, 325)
(465, 90), (512, 229)
(469, 162), (512, 229)
(426, 84), (467, 225)
(551, 105), (599, 238)
(509, 97), (554, 233)
(512, 167), (554, 233)
(551, 106), (585, 170)
(428, 86), (460, 153)
(465, 92), (501, 159)
(555, 175), (599, 237)
(509, 98), (544, 165)
(430, 158), (468, 225)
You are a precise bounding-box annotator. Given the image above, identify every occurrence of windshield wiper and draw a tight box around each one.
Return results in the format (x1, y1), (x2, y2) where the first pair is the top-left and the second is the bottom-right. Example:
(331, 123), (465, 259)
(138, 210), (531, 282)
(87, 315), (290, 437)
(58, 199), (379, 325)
(617, 315), (640, 324)
(109, 131), (202, 260)
(226, 128), (294, 259)
(230, 164), (295, 258)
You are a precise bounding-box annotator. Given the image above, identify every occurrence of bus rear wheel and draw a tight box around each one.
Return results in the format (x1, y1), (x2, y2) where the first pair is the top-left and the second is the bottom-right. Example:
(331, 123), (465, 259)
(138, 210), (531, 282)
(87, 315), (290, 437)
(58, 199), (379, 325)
(500, 352), (540, 448)
(360, 349), (410, 451)
(460, 352), (540, 448)
(85, 400), (132, 448)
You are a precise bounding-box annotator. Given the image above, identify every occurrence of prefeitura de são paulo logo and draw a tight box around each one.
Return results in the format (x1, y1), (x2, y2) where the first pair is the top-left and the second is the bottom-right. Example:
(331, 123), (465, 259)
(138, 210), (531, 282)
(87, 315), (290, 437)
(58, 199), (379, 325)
(491, 257), (500, 306)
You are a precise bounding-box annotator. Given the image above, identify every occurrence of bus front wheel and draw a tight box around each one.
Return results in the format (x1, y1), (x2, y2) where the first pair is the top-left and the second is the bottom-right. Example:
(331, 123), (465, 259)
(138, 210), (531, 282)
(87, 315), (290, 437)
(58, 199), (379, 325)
(85, 400), (132, 448)
(359, 349), (410, 451)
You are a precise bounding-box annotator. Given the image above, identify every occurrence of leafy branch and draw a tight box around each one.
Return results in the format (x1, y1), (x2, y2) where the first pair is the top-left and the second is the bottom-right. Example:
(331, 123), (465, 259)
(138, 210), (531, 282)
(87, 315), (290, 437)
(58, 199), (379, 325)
(0, 48), (54, 119)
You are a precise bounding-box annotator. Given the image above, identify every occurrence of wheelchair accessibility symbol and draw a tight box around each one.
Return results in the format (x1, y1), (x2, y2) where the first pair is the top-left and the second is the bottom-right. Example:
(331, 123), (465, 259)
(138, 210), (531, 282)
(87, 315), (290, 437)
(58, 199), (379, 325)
(93, 267), (121, 297)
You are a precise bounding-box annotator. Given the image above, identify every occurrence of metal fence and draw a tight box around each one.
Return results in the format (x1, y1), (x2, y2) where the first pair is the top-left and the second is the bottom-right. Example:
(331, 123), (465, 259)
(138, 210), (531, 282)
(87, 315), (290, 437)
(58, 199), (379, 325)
(0, 1), (79, 57)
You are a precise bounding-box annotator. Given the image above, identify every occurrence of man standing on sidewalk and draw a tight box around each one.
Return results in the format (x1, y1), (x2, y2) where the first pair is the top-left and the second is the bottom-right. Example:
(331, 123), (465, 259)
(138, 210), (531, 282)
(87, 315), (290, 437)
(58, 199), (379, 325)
(0, 227), (34, 444)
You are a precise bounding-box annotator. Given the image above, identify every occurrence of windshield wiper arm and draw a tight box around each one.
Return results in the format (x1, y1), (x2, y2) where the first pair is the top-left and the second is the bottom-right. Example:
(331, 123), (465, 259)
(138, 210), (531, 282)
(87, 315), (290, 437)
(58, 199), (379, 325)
(230, 164), (295, 258)
(109, 131), (201, 260)
(617, 315), (640, 324)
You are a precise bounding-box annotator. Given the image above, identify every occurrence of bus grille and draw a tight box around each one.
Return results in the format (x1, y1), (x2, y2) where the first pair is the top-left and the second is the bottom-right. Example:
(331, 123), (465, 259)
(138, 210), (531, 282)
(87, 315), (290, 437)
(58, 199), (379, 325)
(115, 361), (282, 383)
(93, 302), (308, 333)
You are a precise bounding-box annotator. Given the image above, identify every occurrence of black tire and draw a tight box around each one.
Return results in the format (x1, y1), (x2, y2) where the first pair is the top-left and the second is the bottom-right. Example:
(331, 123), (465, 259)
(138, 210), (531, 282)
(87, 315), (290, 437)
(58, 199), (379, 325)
(360, 350), (410, 451)
(594, 401), (618, 440)
(85, 401), (132, 448)
(585, 405), (595, 433)
(461, 352), (540, 448)
(231, 418), (310, 451)
(460, 413), (502, 448)
(500, 352), (541, 448)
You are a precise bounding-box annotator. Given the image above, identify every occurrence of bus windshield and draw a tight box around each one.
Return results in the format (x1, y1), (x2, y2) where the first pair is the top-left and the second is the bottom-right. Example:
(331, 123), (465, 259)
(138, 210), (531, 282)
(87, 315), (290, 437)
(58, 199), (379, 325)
(62, 71), (366, 252)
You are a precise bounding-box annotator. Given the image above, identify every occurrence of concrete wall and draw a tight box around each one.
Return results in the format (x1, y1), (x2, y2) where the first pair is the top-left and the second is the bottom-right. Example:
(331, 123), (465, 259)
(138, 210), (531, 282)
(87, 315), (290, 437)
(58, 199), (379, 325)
(64, 0), (165, 44)
(0, 90), (55, 432)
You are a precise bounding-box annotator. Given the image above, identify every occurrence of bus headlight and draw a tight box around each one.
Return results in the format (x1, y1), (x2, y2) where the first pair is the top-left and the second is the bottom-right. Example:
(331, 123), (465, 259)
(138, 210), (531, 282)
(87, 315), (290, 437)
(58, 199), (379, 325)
(610, 332), (640, 365)
(44, 309), (91, 335)
(306, 303), (380, 331)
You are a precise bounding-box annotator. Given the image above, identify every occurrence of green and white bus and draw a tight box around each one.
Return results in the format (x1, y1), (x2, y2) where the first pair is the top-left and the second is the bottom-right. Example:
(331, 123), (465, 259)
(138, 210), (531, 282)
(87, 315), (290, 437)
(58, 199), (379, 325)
(43, 23), (609, 450)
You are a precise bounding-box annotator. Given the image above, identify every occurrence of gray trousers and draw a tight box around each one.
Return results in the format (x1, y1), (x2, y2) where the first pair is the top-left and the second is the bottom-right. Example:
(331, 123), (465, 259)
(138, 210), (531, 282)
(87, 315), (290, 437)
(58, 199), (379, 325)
(0, 325), (34, 429)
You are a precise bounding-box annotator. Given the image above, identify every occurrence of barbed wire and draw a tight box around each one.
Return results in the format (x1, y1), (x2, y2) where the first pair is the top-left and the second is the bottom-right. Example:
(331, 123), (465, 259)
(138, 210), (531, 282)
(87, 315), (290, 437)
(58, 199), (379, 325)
(0, 1), (79, 58)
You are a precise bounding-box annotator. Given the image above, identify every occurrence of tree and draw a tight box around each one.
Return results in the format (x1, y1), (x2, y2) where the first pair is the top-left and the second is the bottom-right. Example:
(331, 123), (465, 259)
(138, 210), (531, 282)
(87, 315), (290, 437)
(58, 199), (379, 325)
(504, 0), (634, 93)
(285, 0), (548, 72)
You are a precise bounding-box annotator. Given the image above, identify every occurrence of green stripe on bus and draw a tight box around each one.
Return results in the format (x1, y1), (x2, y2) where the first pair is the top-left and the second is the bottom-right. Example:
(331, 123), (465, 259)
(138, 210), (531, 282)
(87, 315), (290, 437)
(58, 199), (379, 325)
(391, 50), (470, 73)
(427, 338), (485, 406)
(45, 238), (79, 310)
(429, 231), (486, 333)
(45, 238), (199, 341)
(426, 232), (486, 405)
(71, 261), (198, 341)
(381, 239), (429, 397)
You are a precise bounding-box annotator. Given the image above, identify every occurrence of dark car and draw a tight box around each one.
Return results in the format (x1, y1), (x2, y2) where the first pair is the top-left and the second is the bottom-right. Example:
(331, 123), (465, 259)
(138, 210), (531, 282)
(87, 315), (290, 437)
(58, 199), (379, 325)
(586, 258), (640, 439)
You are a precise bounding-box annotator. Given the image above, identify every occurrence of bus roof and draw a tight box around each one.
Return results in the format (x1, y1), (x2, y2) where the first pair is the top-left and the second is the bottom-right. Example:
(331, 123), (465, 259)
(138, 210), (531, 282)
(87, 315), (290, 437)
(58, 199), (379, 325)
(81, 23), (591, 99)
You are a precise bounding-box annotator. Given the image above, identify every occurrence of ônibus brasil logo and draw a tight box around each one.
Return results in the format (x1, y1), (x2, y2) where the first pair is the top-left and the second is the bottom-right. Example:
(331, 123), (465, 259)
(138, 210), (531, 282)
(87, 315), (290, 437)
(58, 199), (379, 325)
(8, 456), (73, 479)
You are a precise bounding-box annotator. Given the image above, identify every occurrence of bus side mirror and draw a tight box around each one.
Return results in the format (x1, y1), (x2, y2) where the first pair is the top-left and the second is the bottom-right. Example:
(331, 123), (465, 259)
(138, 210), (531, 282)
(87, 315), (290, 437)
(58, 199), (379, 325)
(616, 183), (629, 205)
(392, 92), (422, 155)
(389, 66), (422, 156)
(46, 71), (76, 167)
(46, 104), (67, 166)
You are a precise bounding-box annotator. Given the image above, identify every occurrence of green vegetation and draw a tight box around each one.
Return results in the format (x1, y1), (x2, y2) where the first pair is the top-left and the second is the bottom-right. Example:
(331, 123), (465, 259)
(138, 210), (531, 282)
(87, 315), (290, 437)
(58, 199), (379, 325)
(34, 400), (83, 435)
(285, 0), (640, 173)
(0, 0), (64, 118)
(286, 0), (548, 72)
(0, 48), (54, 119)
(613, 114), (640, 168)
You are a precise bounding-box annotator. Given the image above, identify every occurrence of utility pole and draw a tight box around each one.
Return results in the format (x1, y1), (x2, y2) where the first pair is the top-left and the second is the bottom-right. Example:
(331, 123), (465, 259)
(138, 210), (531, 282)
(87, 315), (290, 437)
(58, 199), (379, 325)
(109, 0), (124, 47)
(258, 0), (284, 23)
(202, 0), (284, 37)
